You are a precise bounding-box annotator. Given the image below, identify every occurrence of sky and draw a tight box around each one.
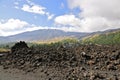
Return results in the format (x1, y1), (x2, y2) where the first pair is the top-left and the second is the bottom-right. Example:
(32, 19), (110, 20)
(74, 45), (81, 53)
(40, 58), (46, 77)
(0, 0), (120, 36)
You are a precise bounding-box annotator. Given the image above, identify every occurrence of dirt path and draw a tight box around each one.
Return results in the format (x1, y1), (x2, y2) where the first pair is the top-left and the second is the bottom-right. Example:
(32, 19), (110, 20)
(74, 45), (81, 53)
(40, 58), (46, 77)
(0, 66), (64, 80)
(0, 66), (41, 80)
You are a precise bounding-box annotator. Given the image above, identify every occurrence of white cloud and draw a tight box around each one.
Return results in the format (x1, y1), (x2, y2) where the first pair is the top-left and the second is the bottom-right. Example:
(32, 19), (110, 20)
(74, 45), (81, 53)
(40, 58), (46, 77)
(14, 2), (19, 5)
(60, 3), (65, 9)
(0, 18), (86, 36)
(68, 0), (120, 19)
(14, 6), (19, 9)
(0, 19), (28, 31)
(14, 1), (20, 9)
(47, 14), (54, 20)
(46, 12), (54, 20)
(0, 19), (41, 36)
(55, 14), (81, 27)
(79, 17), (118, 32)
(22, 4), (46, 15)
(26, 0), (34, 5)
(21, 0), (54, 20)
(54, 26), (83, 32)
(55, 0), (120, 32)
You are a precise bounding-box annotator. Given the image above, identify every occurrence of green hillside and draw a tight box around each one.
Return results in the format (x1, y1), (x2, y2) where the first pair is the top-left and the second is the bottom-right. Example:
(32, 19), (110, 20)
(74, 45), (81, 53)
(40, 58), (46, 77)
(82, 31), (120, 45)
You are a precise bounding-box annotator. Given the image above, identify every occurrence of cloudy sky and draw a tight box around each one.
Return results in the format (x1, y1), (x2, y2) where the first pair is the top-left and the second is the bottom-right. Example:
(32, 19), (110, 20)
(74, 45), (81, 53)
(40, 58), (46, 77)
(0, 0), (120, 36)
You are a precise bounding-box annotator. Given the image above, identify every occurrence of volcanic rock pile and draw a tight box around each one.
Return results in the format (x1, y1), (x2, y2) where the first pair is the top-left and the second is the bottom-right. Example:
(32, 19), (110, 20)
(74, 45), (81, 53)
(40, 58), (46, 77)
(0, 41), (120, 80)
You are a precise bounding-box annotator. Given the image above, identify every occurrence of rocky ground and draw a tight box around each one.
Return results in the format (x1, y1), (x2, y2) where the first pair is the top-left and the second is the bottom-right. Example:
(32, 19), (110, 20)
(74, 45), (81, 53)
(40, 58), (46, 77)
(0, 41), (120, 80)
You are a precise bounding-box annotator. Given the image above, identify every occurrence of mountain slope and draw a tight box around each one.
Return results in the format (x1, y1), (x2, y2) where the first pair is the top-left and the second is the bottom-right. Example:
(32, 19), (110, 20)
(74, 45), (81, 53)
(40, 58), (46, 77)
(82, 30), (120, 45)
(0, 29), (88, 43)
(1, 28), (120, 44)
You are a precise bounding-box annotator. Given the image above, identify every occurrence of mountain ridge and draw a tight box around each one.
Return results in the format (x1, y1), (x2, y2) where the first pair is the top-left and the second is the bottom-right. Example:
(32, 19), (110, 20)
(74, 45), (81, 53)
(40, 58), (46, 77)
(0, 28), (120, 44)
(82, 28), (120, 45)
(0, 29), (89, 43)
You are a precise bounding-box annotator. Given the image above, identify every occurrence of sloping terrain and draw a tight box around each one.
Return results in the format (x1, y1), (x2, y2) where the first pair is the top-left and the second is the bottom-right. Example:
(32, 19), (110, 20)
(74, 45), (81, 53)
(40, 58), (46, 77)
(0, 28), (120, 44)
(0, 29), (88, 43)
(82, 30), (120, 45)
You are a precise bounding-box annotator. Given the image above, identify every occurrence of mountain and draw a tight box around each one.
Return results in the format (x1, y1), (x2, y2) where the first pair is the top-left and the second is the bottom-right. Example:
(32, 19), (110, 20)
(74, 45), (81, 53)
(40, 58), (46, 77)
(1, 28), (120, 44)
(0, 29), (89, 43)
(82, 29), (120, 45)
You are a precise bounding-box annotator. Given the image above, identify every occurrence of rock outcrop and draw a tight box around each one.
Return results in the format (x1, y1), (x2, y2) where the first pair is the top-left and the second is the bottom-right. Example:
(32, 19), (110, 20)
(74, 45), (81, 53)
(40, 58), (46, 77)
(0, 42), (120, 79)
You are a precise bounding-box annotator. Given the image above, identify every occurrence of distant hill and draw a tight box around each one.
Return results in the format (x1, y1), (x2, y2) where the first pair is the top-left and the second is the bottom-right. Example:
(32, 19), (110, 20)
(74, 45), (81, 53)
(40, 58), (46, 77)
(1, 28), (120, 44)
(82, 29), (120, 45)
(0, 29), (89, 43)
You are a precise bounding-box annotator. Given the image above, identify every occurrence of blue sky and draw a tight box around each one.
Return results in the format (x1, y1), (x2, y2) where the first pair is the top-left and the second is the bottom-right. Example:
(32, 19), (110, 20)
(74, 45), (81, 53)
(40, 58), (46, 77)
(0, 0), (81, 36)
(0, 0), (69, 26)
(0, 0), (120, 36)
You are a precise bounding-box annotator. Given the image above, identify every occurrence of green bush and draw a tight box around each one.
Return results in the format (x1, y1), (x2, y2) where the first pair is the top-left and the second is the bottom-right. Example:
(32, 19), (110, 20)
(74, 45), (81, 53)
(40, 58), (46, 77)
(82, 31), (120, 45)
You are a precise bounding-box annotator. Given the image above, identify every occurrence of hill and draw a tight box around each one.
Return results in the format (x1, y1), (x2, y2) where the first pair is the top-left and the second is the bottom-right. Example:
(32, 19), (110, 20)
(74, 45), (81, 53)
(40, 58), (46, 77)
(0, 28), (120, 44)
(82, 30), (120, 45)
(0, 29), (89, 44)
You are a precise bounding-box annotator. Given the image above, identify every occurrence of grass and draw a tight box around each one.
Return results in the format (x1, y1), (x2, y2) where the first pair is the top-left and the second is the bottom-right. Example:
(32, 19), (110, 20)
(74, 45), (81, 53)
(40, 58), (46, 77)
(27, 38), (80, 49)
(82, 31), (120, 45)
(32, 37), (77, 44)
(30, 37), (79, 46)
(0, 48), (10, 53)
(0, 38), (79, 51)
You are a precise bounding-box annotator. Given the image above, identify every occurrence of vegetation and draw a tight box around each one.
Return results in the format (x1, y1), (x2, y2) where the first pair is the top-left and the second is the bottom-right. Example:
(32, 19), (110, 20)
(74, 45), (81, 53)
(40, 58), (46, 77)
(30, 38), (79, 49)
(0, 43), (12, 52)
(1, 30), (120, 51)
(33, 37), (77, 44)
(82, 31), (120, 45)
(0, 38), (79, 52)
(0, 48), (10, 53)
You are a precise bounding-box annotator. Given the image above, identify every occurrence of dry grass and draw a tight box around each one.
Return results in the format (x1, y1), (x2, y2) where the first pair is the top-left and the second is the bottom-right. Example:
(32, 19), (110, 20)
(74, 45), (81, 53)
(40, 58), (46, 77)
(33, 37), (77, 44)
(0, 48), (10, 53)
